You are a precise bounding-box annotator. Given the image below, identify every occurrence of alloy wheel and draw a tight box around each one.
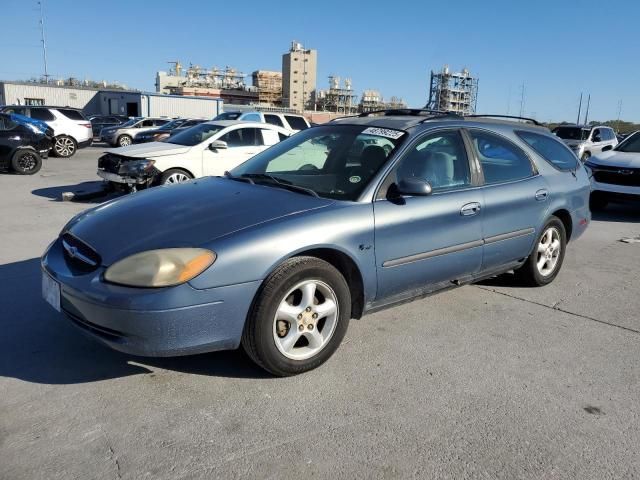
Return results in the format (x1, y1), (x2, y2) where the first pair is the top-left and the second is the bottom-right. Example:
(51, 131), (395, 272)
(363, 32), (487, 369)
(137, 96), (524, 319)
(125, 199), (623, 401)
(54, 137), (75, 157)
(164, 172), (190, 184)
(119, 136), (132, 147)
(17, 153), (37, 171)
(272, 280), (339, 360)
(536, 227), (561, 276)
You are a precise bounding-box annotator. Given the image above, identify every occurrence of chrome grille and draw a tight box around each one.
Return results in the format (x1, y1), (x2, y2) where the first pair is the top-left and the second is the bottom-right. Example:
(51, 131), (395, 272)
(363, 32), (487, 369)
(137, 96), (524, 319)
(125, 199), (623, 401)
(61, 233), (101, 271)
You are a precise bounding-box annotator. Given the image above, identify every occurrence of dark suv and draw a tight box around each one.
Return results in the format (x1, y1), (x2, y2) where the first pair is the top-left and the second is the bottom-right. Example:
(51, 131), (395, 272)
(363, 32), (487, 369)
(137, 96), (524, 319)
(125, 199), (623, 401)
(0, 113), (53, 174)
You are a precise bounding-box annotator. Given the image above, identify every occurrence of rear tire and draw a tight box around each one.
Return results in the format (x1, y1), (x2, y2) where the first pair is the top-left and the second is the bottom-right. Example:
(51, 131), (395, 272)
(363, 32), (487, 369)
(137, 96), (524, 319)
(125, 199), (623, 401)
(11, 150), (42, 175)
(242, 256), (351, 376)
(159, 168), (193, 185)
(52, 135), (77, 158)
(514, 216), (566, 287)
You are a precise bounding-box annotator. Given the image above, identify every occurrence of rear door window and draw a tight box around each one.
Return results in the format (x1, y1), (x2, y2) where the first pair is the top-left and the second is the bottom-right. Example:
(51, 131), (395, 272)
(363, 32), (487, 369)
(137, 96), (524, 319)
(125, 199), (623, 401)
(469, 130), (534, 184)
(30, 108), (55, 121)
(284, 115), (309, 130)
(516, 130), (577, 171)
(221, 128), (264, 147)
(58, 109), (86, 121)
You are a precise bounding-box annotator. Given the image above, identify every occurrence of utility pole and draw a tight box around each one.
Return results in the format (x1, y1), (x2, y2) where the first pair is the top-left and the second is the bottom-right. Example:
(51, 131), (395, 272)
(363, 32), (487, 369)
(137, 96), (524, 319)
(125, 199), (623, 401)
(583, 94), (591, 125)
(518, 83), (525, 117)
(38, 1), (49, 82)
(506, 84), (511, 115)
(615, 99), (622, 133)
(576, 93), (583, 125)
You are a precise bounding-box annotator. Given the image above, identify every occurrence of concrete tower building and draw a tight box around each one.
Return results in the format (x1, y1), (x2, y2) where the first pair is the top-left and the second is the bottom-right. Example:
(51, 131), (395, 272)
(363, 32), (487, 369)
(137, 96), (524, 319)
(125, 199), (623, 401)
(282, 41), (317, 111)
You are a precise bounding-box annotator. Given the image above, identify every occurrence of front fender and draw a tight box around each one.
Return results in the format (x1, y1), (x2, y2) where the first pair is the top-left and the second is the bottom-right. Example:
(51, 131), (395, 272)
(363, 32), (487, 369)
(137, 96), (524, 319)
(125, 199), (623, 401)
(189, 202), (377, 303)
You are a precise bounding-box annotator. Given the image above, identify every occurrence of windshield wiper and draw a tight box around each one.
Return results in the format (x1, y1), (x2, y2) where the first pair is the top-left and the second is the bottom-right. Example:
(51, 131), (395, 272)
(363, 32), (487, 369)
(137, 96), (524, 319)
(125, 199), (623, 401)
(240, 173), (319, 197)
(224, 171), (254, 184)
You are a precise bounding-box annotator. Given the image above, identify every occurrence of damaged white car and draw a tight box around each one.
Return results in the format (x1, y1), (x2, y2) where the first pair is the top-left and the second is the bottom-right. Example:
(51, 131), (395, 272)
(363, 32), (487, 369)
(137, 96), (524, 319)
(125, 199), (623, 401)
(97, 121), (291, 190)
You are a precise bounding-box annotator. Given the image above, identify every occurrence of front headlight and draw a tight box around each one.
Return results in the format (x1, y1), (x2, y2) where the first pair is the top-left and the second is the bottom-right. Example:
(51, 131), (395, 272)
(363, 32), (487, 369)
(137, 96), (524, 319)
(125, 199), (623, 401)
(104, 248), (216, 287)
(118, 159), (156, 176)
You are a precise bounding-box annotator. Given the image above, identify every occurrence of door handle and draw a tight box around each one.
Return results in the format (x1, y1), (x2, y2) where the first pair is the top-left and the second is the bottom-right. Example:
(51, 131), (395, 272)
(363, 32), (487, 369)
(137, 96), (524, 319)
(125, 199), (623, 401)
(535, 189), (548, 201)
(460, 202), (481, 216)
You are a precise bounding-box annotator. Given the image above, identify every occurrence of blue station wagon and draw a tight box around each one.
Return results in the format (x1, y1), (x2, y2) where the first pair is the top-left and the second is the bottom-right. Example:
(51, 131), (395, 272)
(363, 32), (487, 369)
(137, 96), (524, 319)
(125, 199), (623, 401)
(42, 110), (591, 376)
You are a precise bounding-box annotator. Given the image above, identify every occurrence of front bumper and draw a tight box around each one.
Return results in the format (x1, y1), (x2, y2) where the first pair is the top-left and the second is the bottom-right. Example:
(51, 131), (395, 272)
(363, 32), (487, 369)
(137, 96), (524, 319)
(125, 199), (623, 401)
(97, 169), (146, 185)
(590, 178), (640, 197)
(42, 237), (261, 357)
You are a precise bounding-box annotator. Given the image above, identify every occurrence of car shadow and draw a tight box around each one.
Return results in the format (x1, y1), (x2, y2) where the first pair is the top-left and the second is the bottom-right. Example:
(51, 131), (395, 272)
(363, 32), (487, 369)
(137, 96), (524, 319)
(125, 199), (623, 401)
(0, 258), (270, 385)
(592, 202), (640, 223)
(31, 181), (123, 203)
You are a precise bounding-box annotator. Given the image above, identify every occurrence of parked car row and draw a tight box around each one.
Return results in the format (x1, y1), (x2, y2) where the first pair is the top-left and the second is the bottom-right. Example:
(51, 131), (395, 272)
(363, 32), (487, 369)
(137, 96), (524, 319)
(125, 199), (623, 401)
(213, 111), (310, 132)
(0, 105), (92, 158)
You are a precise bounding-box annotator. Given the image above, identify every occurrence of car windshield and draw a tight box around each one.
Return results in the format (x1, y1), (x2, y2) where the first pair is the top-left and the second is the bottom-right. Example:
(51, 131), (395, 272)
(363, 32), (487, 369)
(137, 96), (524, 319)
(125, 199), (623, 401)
(615, 131), (640, 153)
(160, 118), (185, 130)
(119, 119), (138, 128)
(166, 123), (225, 146)
(230, 124), (406, 201)
(553, 127), (590, 141)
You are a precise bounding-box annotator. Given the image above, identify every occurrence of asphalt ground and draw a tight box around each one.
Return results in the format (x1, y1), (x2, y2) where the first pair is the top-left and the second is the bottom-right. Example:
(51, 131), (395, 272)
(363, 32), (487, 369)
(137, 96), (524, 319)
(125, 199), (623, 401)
(1, 146), (638, 479)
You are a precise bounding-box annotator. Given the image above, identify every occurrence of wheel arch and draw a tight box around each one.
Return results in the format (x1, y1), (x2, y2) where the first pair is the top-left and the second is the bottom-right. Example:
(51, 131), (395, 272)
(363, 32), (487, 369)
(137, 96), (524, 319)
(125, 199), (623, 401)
(550, 208), (573, 241)
(160, 166), (196, 181)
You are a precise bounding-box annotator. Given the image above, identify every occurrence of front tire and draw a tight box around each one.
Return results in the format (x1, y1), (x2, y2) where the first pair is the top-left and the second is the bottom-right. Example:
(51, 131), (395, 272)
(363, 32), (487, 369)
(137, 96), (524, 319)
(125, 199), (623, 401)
(11, 150), (42, 175)
(242, 256), (351, 376)
(52, 135), (77, 158)
(514, 216), (566, 286)
(117, 134), (133, 147)
(159, 168), (193, 185)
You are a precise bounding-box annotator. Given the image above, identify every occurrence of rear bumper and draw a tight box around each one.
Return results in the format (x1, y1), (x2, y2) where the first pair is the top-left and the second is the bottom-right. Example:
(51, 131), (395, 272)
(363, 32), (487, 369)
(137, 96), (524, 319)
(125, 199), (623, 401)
(78, 138), (93, 149)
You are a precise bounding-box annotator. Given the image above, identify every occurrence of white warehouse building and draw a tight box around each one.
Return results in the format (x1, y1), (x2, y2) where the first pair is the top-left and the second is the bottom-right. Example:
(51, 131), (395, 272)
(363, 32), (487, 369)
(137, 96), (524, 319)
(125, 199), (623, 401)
(0, 81), (223, 119)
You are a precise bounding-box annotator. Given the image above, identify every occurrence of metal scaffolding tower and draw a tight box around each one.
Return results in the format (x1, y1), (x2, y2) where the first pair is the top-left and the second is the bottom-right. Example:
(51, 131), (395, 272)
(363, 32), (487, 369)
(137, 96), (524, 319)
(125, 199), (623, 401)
(426, 65), (478, 115)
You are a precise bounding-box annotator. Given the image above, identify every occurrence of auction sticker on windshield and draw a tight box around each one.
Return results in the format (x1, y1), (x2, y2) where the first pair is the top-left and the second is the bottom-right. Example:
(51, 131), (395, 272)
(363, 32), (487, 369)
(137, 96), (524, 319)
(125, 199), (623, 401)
(362, 127), (405, 140)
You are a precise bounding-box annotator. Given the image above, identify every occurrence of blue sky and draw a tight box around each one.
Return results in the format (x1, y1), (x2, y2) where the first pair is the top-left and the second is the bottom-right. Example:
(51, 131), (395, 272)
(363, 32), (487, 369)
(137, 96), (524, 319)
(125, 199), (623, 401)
(2, 0), (639, 122)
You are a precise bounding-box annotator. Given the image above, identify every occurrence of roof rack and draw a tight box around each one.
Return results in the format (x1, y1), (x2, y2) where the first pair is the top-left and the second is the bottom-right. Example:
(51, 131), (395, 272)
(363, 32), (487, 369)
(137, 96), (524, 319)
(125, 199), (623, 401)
(465, 114), (543, 126)
(358, 108), (455, 117)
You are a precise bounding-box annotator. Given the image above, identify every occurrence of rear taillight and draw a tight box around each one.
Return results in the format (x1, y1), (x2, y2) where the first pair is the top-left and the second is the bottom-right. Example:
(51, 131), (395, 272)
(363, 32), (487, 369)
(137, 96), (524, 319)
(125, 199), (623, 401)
(81, 122), (92, 128)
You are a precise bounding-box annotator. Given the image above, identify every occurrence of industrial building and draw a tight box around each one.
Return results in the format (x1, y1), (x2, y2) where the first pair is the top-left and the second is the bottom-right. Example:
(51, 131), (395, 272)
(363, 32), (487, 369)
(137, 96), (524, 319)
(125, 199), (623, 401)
(316, 76), (358, 114)
(426, 65), (478, 115)
(360, 90), (408, 113)
(155, 63), (258, 105)
(251, 70), (282, 106)
(0, 80), (222, 118)
(282, 42), (317, 112)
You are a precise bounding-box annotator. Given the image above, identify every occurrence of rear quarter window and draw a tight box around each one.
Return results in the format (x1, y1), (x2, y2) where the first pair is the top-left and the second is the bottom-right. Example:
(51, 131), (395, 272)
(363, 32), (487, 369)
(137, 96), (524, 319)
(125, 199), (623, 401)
(516, 130), (578, 171)
(58, 109), (86, 121)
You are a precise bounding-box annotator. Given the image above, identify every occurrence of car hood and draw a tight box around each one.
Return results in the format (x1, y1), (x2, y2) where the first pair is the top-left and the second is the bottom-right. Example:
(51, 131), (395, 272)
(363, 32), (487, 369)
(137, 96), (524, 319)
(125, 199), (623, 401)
(105, 142), (191, 158)
(590, 150), (640, 168)
(64, 177), (335, 265)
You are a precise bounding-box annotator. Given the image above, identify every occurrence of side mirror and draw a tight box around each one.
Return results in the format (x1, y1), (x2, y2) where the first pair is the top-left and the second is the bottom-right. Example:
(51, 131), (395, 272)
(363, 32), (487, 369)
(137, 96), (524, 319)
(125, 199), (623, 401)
(396, 178), (433, 196)
(602, 145), (613, 152)
(209, 140), (228, 151)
